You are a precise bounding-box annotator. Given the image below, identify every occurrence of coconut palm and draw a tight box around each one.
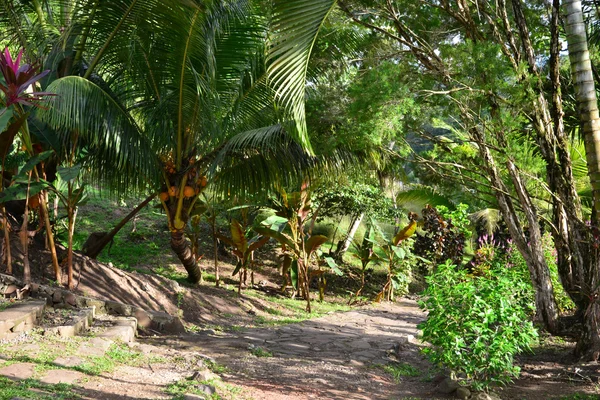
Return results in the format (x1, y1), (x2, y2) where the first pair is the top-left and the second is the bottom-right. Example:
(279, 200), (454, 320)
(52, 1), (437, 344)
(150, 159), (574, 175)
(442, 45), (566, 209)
(5, 0), (340, 283)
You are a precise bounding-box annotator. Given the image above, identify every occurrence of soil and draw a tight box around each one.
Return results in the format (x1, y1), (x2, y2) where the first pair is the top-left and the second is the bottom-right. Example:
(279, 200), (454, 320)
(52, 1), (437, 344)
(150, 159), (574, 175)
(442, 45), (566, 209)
(1, 236), (599, 399)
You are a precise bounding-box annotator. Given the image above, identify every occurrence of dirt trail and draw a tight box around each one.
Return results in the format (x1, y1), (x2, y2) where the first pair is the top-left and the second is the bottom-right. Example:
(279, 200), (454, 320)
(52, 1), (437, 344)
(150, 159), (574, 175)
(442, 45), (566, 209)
(144, 299), (439, 400)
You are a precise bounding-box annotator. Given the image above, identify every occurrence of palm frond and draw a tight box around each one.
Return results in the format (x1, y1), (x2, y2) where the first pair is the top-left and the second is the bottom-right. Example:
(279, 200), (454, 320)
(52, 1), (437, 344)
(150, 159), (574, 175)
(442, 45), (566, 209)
(36, 75), (157, 192)
(267, 0), (337, 152)
(396, 185), (455, 214)
(469, 208), (502, 235)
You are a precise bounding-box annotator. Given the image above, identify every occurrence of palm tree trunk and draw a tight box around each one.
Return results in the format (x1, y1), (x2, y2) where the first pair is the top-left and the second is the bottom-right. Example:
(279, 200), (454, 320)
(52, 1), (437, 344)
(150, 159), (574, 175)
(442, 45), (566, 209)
(563, 0), (600, 359)
(170, 230), (202, 284)
(85, 194), (155, 258)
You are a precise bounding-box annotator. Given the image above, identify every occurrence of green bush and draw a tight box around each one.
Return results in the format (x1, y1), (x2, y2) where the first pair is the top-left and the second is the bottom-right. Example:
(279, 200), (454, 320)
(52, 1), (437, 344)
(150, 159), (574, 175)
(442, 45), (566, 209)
(418, 260), (538, 390)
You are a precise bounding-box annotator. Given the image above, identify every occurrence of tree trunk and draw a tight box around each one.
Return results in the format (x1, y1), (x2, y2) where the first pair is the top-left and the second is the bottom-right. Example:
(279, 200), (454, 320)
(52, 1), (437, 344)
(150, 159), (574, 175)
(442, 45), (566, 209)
(85, 194), (155, 258)
(563, 0), (600, 359)
(336, 213), (364, 257)
(170, 229), (202, 284)
(2, 206), (11, 274)
(66, 206), (77, 290)
(564, 0), (600, 216)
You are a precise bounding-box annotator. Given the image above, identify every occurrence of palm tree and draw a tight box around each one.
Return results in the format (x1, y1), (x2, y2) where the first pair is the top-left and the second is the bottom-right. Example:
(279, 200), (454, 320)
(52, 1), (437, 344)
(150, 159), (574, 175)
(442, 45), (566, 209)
(563, 0), (600, 358)
(23, 0), (339, 283)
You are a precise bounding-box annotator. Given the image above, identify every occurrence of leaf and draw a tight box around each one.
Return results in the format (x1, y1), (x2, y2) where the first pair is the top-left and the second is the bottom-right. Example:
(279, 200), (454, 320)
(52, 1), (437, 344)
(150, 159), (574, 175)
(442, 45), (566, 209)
(248, 235), (270, 252)
(260, 214), (289, 228)
(393, 220), (417, 245)
(230, 219), (248, 252)
(17, 151), (53, 179)
(232, 260), (243, 276)
(253, 225), (297, 252)
(290, 259), (299, 289)
(57, 164), (82, 182)
(304, 235), (328, 257)
(0, 108), (13, 133)
(323, 256), (343, 276)
(0, 113), (25, 160)
(0, 181), (48, 203)
(392, 246), (406, 260)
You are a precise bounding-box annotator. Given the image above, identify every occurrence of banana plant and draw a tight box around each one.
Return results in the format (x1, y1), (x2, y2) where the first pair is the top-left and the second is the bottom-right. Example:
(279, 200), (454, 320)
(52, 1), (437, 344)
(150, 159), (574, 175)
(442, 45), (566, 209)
(216, 218), (270, 294)
(254, 184), (336, 312)
(51, 165), (88, 290)
(349, 222), (379, 299)
(369, 213), (420, 302)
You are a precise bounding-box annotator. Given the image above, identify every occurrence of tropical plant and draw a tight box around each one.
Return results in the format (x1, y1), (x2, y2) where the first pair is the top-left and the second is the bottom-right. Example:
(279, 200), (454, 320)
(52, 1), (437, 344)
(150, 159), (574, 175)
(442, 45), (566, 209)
(216, 218), (269, 293)
(26, 0), (340, 285)
(0, 47), (60, 282)
(419, 260), (538, 390)
(370, 216), (418, 302)
(254, 183), (338, 312)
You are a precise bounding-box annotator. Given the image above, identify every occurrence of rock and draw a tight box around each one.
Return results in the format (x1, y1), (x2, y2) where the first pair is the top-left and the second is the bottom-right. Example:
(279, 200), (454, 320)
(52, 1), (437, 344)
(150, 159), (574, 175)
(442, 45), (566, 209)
(183, 395), (203, 400)
(436, 377), (460, 394)
(197, 384), (216, 395)
(40, 370), (83, 384)
(52, 290), (62, 304)
(0, 362), (36, 380)
(456, 387), (471, 400)
(167, 280), (180, 293)
(29, 283), (39, 294)
(397, 334), (414, 345)
(3, 284), (17, 296)
(471, 392), (502, 400)
(189, 369), (217, 382)
(64, 293), (77, 307)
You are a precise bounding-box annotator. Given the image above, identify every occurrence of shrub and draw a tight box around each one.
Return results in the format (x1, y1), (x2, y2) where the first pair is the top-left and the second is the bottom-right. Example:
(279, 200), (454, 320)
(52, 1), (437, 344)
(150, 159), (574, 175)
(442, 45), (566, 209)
(419, 260), (538, 390)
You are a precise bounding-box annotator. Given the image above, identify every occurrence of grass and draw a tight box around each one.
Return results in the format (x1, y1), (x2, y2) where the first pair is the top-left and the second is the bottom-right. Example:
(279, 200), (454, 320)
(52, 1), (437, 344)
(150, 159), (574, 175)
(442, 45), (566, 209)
(248, 346), (273, 358)
(558, 395), (600, 400)
(166, 377), (243, 400)
(0, 377), (79, 400)
(380, 362), (421, 382)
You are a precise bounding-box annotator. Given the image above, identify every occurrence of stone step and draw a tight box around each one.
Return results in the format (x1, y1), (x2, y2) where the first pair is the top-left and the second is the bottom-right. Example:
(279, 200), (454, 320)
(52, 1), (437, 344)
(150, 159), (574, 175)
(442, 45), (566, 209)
(0, 300), (46, 341)
(95, 315), (137, 343)
(42, 307), (95, 338)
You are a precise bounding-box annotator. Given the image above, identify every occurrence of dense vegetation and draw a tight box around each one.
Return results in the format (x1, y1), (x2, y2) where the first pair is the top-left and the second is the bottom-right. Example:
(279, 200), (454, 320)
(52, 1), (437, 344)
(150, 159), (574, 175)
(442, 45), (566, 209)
(3, 0), (600, 393)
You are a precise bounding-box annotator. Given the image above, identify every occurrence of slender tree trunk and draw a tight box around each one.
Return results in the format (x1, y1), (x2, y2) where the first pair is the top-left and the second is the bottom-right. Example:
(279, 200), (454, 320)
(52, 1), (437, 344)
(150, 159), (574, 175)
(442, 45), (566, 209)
(85, 194), (155, 258)
(39, 193), (60, 282)
(2, 206), (11, 274)
(170, 229), (202, 283)
(211, 216), (220, 287)
(336, 213), (364, 256)
(563, 0), (600, 359)
(66, 206), (77, 290)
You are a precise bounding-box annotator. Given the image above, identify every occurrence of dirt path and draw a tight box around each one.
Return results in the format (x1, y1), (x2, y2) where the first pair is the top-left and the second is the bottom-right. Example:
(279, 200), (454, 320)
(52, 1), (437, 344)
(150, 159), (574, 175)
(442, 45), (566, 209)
(144, 299), (441, 400)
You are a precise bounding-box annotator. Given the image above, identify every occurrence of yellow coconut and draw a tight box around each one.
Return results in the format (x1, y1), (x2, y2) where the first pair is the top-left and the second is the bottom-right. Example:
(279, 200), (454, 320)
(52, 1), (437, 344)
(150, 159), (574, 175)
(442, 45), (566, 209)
(159, 192), (169, 201)
(168, 186), (177, 197)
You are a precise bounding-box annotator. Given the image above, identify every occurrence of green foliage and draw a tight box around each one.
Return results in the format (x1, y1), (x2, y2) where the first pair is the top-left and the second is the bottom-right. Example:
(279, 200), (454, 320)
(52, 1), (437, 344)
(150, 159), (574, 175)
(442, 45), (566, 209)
(419, 260), (538, 390)
(507, 233), (575, 313)
(0, 377), (78, 400)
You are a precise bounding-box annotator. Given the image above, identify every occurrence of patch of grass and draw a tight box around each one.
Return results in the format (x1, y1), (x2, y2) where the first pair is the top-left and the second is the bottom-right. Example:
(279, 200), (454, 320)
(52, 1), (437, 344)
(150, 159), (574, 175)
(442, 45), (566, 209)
(264, 307), (283, 316)
(0, 376), (80, 400)
(166, 377), (242, 400)
(166, 378), (221, 400)
(380, 362), (421, 382)
(558, 395), (600, 400)
(205, 360), (229, 374)
(249, 346), (272, 358)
